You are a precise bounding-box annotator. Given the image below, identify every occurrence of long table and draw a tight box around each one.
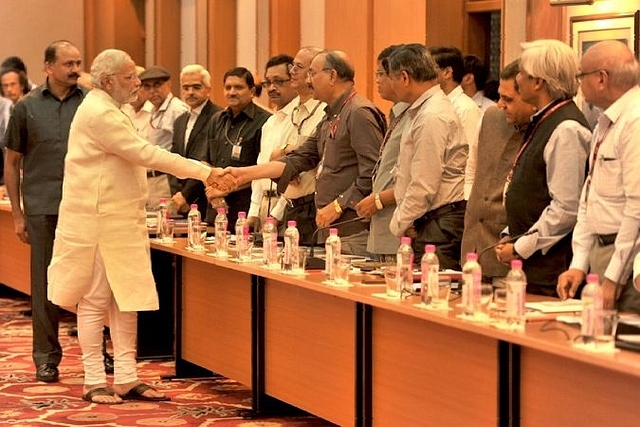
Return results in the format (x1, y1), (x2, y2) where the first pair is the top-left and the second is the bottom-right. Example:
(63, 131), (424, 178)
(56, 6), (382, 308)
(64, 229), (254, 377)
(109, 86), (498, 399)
(0, 202), (31, 295)
(150, 238), (640, 427)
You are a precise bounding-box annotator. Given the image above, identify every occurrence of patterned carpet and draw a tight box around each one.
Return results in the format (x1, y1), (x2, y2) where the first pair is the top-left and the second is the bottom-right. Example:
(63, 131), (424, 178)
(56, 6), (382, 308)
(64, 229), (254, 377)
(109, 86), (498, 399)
(0, 285), (337, 426)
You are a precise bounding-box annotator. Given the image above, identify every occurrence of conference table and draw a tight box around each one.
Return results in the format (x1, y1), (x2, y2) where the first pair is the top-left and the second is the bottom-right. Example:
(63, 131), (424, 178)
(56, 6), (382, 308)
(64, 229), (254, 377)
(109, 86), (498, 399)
(2, 198), (640, 426)
(149, 237), (640, 427)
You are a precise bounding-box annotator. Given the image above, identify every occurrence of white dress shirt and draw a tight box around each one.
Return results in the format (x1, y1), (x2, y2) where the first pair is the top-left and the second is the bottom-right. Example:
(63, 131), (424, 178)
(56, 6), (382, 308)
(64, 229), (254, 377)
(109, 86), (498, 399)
(570, 86), (640, 283)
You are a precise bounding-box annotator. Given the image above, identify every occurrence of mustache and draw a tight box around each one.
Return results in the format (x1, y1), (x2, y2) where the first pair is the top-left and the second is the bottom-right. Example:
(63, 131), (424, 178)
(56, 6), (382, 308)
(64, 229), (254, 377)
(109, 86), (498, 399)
(69, 72), (80, 79)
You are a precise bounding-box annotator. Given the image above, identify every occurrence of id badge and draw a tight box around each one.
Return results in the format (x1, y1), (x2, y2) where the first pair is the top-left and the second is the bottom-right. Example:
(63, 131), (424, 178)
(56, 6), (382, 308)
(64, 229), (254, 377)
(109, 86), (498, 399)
(231, 144), (242, 160)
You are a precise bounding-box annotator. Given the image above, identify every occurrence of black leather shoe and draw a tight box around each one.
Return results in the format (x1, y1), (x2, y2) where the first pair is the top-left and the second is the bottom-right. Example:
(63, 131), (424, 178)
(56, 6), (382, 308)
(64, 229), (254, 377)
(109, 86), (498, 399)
(36, 363), (59, 383)
(104, 353), (114, 374)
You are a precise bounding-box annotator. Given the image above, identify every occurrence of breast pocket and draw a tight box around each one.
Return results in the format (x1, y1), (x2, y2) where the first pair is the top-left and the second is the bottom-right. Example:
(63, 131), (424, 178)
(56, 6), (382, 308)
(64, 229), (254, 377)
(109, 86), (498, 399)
(593, 157), (623, 199)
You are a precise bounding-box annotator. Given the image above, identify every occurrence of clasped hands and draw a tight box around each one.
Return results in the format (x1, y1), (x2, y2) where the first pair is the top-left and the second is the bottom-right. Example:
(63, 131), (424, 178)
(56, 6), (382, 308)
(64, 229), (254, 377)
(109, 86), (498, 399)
(205, 167), (241, 198)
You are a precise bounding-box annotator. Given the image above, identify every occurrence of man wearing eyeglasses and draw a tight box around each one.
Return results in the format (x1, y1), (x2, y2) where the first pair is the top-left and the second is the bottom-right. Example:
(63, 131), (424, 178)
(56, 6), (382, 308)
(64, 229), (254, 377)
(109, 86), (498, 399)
(196, 67), (271, 228)
(139, 66), (188, 213)
(170, 64), (222, 218)
(247, 49), (326, 244)
(222, 50), (386, 256)
(246, 54), (296, 233)
(494, 39), (591, 297)
(558, 40), (640, 313)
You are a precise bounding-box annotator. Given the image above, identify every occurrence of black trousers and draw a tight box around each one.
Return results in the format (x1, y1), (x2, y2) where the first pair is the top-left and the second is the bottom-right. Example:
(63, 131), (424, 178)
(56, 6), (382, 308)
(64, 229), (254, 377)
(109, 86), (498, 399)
(25, 214), (62, 367)
(413, 202), (466, 271)
(279, 195), (317, 246)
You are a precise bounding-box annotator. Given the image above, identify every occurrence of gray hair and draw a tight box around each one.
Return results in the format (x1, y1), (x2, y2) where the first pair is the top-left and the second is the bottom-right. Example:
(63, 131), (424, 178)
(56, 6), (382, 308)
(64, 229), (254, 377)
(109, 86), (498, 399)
(90, 49), (132, 89)
(388, 43), (438, 82)
(519, 39), (579, 99)
(180, 64), (211, 88)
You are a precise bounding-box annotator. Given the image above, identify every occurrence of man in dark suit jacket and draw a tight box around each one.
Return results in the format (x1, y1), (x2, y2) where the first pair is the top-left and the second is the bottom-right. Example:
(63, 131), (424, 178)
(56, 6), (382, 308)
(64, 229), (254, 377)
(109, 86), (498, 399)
(171, 64), (222, 217)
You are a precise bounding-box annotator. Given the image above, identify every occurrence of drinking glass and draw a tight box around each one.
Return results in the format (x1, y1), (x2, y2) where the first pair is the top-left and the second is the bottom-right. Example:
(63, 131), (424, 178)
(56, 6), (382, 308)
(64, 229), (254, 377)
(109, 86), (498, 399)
(594, 309), (619, 351)
(477, 284), (494, 318)
(493, 288), (508, 320)
(430, 276), (452, 310)
(216, 230), (230, 257)
(384, 267), (401, 300)
(334, 258), (351, 285)
(161, 219), (175, 244)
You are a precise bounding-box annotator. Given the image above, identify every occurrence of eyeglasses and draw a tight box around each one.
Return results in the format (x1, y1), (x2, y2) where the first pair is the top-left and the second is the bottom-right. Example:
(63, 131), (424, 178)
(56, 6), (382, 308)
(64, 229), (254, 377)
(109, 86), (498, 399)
(307, 68), (333, 78)
(261, 78), (291, 88)
(576, 69), (607, 82)
(288, 62), (306, 73)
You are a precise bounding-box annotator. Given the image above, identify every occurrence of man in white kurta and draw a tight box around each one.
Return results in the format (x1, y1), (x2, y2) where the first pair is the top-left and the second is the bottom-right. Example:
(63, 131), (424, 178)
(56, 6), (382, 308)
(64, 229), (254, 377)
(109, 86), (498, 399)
(47, 49), (222, 404)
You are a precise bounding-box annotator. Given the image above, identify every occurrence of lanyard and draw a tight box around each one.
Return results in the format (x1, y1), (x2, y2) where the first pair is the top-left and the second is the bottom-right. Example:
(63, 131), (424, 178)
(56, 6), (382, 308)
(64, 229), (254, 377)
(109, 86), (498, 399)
(503, 99), (572, 202)
(584, 121), (612, 204)
(372, 105), (409, 181)
(291, 100), (322, 135)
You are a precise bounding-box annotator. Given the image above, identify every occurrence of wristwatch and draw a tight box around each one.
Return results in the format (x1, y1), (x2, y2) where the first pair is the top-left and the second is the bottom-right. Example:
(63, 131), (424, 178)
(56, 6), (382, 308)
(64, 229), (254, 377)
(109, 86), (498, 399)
(333, 199), (343, 214)
(280, 143), (289, 155)
(374, 193), (383, 210)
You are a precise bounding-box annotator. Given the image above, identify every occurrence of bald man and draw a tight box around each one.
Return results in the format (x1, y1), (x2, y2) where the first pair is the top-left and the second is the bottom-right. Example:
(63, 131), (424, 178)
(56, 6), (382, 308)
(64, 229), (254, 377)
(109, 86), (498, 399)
(557, 40), (640, 314)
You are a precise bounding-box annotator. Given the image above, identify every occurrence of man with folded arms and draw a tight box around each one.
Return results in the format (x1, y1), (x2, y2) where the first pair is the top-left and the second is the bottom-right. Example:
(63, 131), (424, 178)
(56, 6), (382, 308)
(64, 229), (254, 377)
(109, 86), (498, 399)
(557, 40), (640, 313)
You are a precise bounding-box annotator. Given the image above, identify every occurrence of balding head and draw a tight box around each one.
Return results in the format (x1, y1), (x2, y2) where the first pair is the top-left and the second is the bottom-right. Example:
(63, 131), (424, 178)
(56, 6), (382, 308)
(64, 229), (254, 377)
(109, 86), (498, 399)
(582, 40), (639, 91)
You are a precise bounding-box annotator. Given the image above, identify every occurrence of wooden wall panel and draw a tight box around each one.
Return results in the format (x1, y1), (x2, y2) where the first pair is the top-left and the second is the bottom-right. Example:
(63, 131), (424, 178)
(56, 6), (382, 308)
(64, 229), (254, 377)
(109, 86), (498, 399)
(154, 0), (182, 95)
(526, 0), (565, 41)
(270, 0), (301, 58)
(325, 0), (375, 100)
(83, 0), (145, 71)
(426, 0), (465, 47)
(206, 0), (237, 107)
(372, 0), (427, 113)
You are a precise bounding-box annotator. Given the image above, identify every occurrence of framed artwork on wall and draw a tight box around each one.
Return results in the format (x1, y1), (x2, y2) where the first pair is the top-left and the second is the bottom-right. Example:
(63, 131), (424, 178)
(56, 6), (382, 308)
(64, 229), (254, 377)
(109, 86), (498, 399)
(570, 12), (639, 57)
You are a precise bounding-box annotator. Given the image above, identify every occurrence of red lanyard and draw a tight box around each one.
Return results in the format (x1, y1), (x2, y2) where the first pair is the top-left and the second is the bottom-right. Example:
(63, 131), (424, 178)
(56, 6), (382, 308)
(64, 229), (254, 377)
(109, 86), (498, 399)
(328, 90), (357, 139)
(506, 99), (572, 183)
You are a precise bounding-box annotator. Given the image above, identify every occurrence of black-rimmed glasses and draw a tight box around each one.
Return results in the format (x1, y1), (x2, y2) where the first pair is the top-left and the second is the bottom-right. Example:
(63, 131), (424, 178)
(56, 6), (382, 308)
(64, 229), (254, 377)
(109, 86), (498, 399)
(261, 78), (291, 88)
(576, 69), (608, 82)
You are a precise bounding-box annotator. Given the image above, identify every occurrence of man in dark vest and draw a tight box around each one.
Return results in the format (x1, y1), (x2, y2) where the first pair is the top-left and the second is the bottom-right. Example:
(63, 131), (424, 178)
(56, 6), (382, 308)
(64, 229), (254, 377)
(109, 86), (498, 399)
(495, 39), (592, 296)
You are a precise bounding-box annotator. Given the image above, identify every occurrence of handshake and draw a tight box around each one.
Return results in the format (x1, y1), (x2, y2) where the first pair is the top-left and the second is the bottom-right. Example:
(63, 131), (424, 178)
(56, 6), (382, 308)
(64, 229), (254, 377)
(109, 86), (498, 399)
(205, 167), (242, 194)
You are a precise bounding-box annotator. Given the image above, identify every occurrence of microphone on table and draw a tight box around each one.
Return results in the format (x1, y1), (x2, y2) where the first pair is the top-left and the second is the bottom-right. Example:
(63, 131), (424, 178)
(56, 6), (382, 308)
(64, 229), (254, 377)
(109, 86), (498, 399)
(476, 228), (539, 259)
(305, 216), (367, 270)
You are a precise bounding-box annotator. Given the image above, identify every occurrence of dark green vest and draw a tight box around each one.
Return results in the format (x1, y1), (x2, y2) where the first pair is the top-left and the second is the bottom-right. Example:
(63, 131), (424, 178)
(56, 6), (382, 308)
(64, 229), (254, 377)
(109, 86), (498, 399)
(505, 99), (590, 287)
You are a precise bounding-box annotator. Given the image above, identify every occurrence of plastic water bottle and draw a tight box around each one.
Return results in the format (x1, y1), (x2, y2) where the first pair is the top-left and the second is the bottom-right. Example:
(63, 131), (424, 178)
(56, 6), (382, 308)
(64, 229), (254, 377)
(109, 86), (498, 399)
(325, 228), (341, 282)
(462, 252), (482, 317)
(214, 207), (229, 256)
(186, 204), (201, 249)
(396, 237), (415, 295)
(505, 259), (527, 330)
(581, 273), (603, 343)
(283, 220), (299, 272)
(235, 211), (247, 259)
(262, 217), (279, 269)
(421, 244), (439, 306)
(156, 197), (168, 241)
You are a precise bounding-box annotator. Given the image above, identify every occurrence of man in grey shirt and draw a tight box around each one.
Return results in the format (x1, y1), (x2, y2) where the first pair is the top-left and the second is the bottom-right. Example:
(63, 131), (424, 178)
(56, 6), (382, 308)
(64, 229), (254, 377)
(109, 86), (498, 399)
(387, 43), (467, 269)
(4, 40), (86, 383)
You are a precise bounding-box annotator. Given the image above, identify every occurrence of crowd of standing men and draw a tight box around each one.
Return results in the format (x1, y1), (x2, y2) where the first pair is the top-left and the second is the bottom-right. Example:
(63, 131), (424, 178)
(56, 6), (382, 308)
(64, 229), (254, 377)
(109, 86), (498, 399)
(2, 36), (640, 403)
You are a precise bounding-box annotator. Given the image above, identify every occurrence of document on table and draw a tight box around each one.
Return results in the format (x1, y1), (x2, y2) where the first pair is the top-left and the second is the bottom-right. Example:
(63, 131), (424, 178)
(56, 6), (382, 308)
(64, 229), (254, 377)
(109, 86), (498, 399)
(525, 299), (583, 313)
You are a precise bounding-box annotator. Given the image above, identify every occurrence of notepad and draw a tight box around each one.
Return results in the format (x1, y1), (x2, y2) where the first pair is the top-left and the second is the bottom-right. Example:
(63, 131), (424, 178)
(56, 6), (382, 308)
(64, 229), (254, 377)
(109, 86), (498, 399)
(525, 299), (583, 313)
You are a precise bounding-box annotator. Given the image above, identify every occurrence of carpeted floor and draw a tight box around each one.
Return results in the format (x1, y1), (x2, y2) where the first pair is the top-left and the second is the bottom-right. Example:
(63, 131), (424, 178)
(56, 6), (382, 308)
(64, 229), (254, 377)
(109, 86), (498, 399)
(0, 285), (337, 426)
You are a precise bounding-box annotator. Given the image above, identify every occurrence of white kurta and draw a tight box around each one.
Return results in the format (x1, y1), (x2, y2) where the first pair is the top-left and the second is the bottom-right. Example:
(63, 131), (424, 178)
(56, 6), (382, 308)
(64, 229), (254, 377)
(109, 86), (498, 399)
(48, 89), (210, 311)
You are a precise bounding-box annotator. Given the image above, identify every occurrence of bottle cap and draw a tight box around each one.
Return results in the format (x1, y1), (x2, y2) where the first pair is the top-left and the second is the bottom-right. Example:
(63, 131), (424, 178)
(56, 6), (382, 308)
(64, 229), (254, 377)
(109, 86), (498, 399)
(287, 220), (297, 227)
(217, 207), (226, 214)
(466, 252), (478, 261)
(400, 236), (411, 245)
(510, 259), (523, 269)
(190, 204), (198, 209)
(329, 228), (338, 236)
(159, 198), (167, 204)
(238, 211), (246, 219)
(586, 273), (600, 284)
(425, 244), (436, 253)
